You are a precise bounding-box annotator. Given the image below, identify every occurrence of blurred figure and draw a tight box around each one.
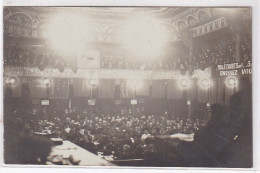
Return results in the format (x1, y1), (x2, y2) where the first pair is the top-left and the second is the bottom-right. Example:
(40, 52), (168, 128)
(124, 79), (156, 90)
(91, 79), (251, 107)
(143, 144), (158, 166)
(175, 104), (231, 167)
(224, 76), (252, 168)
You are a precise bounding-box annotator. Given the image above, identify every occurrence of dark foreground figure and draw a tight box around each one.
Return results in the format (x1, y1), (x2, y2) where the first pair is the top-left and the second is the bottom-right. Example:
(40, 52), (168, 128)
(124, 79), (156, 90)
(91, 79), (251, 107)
(160, 77), (252, 167)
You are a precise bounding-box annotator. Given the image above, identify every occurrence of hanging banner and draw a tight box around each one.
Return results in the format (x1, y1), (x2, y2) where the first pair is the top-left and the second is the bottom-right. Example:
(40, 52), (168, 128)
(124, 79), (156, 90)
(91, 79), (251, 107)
(192, 17), (228, 38)
(213, 61), (252, 77)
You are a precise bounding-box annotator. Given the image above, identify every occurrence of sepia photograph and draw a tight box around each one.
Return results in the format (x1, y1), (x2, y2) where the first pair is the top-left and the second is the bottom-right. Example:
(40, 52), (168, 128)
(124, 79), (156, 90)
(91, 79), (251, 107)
(2, 6), (253, 168)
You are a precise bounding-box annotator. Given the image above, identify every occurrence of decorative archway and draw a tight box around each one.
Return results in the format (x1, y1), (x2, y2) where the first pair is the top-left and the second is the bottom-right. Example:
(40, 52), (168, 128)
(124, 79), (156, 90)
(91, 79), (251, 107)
(6, 12), (33, 28)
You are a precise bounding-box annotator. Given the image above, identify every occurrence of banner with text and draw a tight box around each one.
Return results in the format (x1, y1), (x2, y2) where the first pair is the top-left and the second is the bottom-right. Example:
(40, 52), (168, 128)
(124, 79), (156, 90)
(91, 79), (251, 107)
(213, 61), (252, 77)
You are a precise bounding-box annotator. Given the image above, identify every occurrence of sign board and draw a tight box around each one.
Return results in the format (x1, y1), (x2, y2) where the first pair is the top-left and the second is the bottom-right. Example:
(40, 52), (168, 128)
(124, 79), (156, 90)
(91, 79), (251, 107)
(213, 61), (252, 77)
(131, 99), (137, 105)
(88, 99), (96, 106)
(41, 100), (49, 106)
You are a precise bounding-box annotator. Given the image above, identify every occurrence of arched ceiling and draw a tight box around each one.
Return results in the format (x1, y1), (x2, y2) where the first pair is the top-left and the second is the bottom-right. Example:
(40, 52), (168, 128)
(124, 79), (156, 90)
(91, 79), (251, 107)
(4, 7), (251, 43)
(3, 7), (211, 34)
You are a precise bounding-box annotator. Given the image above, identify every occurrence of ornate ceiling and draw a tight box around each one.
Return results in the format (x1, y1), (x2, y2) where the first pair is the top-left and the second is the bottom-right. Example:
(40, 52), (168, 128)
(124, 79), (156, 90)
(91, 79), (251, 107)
(3, 7), (251, 43)
(3, 7), (213, 40)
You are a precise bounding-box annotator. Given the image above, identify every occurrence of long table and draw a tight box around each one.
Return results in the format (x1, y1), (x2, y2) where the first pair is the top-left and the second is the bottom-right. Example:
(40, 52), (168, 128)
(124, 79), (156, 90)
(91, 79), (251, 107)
(49, 140), (116, 166)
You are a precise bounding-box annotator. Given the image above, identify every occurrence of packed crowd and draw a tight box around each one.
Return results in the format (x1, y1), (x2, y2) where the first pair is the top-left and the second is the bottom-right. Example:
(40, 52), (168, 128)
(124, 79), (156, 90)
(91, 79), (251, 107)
(4, 34), (251, 74)
(10, 107), (205, 161)
(4, 76), (252, 166)
(192, 34), (252, 71)
(4, 46), (78, 72)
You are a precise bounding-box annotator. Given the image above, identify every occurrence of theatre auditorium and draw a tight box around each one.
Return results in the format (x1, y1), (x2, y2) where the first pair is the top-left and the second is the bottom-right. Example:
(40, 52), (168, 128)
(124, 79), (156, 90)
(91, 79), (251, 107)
(3, 7), (252, 167)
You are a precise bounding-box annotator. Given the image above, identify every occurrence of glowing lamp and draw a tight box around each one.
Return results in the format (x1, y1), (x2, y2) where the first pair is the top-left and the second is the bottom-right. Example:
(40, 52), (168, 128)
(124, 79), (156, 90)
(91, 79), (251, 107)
(43, 78), (50, 86)
(187, 100), (191, 105)
(178, 78), (190, 89)
(226, 76), (238, 88)
(199, 78), (210, 89)
(206, 102), (210, 107)
(8, 77), (17, 85)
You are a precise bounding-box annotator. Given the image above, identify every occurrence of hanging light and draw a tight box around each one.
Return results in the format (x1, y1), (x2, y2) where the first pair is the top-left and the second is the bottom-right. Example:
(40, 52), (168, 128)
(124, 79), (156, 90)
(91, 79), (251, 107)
(225, 76), (238, 88)
(199, 78), (211, 89)
(178, 78), (190, 89)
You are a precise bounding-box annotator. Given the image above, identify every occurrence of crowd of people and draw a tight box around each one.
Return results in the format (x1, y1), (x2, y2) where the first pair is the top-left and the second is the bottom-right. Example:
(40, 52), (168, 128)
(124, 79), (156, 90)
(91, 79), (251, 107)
(4, 77), (252, 167)
(4, 34), (251, 74)
(4, 46), (78, 72)
(7, 106), (205, 163)
(193, 34), (252, 70)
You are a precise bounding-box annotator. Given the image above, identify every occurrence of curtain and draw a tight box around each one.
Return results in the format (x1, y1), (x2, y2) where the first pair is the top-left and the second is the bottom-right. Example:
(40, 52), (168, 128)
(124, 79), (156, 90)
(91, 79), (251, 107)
(120, 80), (134, 98)
(73, 78), (90, 97)
(167, 79), (182, 99)
(152, 80), (166, 98)
(99, 79), (115, 99)
(136, 80), (151, 96)
(29, 78), (47, 98)
(50, 78), (69, 98)
(187, 79), (197, 100)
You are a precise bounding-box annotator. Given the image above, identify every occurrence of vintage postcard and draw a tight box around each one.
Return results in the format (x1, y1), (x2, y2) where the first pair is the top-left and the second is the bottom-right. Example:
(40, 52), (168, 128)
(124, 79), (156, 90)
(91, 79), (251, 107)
(1, 1), (257, 171)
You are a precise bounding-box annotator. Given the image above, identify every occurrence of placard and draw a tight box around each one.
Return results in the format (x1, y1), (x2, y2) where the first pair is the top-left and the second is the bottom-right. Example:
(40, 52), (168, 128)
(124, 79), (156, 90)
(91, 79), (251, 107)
(41, 100), (49, 106)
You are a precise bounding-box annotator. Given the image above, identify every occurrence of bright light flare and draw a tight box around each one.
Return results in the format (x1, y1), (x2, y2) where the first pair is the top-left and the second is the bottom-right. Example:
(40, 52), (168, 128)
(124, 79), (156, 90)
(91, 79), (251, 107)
(225, 76), (238, 88)
(122, 15), (168, 60)
(6, 77), (17, 85)
(178, 78), (191, 89)
(45, 13), (89, 55)
(199, 78), (211, 89)
(42, 78), (51, 87)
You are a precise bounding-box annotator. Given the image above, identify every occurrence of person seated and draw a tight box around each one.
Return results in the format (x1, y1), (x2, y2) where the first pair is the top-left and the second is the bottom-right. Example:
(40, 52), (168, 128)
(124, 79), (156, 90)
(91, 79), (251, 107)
(116, 144), (133, 160)
(141, 130), (151, 142)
